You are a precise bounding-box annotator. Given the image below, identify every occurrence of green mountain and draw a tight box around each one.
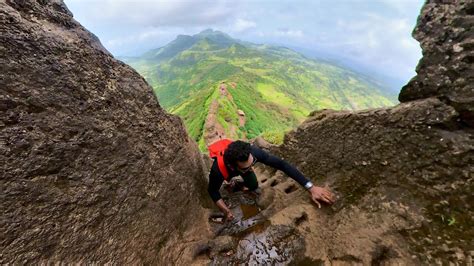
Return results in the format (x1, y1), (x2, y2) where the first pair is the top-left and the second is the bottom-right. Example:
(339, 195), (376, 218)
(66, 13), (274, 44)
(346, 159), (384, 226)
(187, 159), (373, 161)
(123, 29), (398, 151)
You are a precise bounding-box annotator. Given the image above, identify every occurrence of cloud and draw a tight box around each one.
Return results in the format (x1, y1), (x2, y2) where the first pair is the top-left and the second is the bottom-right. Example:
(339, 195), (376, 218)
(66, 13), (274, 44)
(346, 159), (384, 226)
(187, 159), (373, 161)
(67, 0), (236, 27)
(103, 27), (182, 56)
(65, 0), (424, 83)
(233, 19), (257, 32)
(105, 28), (171, 47)
(255, 28), (304, 38)
(275, 28), (304, 38)
(292, 10), (421, 82)
(380, 0), (419, 14)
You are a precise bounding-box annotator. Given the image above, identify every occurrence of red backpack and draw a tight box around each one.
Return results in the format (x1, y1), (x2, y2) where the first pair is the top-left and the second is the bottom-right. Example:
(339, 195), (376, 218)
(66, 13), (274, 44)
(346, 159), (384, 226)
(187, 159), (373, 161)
(208, 138), (233, 180)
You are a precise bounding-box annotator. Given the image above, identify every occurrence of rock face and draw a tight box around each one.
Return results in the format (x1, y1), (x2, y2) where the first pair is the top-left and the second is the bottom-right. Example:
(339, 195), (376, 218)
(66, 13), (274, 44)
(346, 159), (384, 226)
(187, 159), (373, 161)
(399, 1), (474, 127)
(270, 1), (473, 264)
(0, 0), (207, 264)
(275, 99), (472, 264)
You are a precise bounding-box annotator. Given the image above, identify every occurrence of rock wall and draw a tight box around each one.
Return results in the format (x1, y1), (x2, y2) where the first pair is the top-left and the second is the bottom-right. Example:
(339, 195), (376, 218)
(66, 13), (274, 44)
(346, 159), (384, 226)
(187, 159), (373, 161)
(0, 0), (207, 263)
(399, 0), (474, 127)
(270, 1), (473, 264)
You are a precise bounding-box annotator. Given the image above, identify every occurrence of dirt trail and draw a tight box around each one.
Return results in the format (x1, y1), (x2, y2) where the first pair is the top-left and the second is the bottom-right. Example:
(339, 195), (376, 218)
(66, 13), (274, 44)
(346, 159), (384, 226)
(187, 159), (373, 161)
(204, 82), (246, 145)
(203, 99), (226, 145)
(238, 110), (246, 127)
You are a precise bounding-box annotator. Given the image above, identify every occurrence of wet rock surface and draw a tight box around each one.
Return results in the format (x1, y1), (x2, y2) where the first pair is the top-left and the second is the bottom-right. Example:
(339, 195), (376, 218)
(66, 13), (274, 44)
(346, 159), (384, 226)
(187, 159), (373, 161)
(205, 183), (306, 265)
(211, 225), (305, 265)
(209, 190), (267, 235)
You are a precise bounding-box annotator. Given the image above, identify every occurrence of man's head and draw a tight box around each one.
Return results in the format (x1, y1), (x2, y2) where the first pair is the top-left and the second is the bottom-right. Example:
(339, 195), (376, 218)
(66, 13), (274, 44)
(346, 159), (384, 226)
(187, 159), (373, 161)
(224, 140), (256, 172)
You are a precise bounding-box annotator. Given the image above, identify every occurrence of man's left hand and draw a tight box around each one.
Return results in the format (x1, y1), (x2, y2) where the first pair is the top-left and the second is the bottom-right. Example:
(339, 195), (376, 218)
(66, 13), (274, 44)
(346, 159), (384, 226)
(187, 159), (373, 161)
(309, 186), (335, 208)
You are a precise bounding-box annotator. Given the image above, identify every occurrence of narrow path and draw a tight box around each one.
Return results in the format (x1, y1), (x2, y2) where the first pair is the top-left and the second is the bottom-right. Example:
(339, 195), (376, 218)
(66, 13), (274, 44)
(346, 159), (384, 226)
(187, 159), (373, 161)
(204, 82), (247, 146)
(203, 99), (226, 145)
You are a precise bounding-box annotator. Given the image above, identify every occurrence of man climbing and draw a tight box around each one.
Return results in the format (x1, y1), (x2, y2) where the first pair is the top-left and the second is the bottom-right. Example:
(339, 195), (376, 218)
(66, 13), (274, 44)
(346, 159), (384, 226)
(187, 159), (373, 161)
(207, 139), (335, 221)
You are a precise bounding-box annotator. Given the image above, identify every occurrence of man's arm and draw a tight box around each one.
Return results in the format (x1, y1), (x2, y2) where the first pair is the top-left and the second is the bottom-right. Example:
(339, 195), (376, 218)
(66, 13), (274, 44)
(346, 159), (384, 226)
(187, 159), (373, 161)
(251, 145), (311, 187)
(251, 145), (335, 207)
(208, 162), (234, 220)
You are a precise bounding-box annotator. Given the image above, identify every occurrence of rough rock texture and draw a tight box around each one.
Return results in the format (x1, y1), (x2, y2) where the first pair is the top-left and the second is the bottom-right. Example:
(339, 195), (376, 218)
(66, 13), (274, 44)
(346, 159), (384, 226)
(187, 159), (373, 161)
(0, 0), (207, 263)
(268, 1), (474, 263)
(399, 0), (474, 127)
(275, 99), (473, 264)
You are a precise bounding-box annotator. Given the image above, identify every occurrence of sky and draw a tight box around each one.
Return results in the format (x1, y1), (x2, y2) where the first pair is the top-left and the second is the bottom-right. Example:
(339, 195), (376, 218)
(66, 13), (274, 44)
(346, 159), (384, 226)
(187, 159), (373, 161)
(64, 0), (425, 90)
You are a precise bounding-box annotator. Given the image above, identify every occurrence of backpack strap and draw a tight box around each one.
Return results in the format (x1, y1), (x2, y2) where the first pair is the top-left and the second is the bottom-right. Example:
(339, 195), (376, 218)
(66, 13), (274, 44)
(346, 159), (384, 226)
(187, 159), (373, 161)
(208, 139), (232, 180)
(217, 150), (229, 180)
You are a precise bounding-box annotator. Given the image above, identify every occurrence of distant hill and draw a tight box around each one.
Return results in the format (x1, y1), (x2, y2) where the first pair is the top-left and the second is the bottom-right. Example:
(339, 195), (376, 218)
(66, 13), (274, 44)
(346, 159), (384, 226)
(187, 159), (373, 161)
(123, 29), (398, 150)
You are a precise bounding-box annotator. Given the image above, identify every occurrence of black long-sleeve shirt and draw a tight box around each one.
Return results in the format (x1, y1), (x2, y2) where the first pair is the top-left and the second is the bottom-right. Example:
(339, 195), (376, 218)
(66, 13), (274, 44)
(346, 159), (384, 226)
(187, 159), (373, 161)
(207, 144), (310, 202)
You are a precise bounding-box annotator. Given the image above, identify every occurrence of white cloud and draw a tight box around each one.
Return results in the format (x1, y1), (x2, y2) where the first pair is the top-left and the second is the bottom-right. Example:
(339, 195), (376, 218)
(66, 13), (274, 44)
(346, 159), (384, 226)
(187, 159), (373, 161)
(137, 28), (170, 41)
(65, 0), (424, 83)
(233, 19), (257, 32)
(275, 29), (304, 38)
(381, 0), (417, 13)
(366, 30), (378, 48)
(104, 27), (178, 55)
(67, 0), (236, 27)
(255, 28), (304, 39)
(305, 11), (421, 83)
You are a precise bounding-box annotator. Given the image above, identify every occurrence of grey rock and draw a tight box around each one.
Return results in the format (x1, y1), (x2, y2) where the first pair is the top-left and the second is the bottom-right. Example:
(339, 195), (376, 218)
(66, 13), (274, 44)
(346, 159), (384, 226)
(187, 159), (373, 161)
(0, 1), (207, 264)
(208, 235), (234, 257)
(398, 1), (474, 127)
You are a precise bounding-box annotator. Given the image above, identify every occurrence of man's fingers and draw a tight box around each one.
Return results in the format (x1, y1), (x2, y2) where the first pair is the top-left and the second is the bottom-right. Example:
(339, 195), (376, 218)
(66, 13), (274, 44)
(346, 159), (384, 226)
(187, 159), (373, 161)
(324, 190), (333, 196)
(321, 193), (335, 204)
(323, 191), (335, 202)
(324, 193), (333, 203)
(328, 193), (336, 203)
(310, 186), (336, 208)
(312, 198), (321, 208)
(328, 196), (335, 204)
(225, 211), (234, 222)
(322, 195), (331, 203)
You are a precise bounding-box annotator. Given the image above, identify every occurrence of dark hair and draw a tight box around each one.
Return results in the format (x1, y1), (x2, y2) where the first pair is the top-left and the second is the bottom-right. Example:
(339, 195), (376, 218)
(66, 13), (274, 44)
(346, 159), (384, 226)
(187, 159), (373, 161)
(224, 140), (251, 167)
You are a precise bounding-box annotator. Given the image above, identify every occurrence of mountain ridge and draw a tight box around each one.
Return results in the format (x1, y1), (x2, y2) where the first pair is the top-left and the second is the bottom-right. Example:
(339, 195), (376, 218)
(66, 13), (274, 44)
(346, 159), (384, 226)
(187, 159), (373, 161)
(124, 29), (398, 150)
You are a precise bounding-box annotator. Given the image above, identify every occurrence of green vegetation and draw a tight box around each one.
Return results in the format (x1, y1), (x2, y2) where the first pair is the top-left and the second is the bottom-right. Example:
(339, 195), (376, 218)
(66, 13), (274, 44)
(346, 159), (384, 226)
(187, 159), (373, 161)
(124, 29), (398, 151)
(260, 130), (286, 145)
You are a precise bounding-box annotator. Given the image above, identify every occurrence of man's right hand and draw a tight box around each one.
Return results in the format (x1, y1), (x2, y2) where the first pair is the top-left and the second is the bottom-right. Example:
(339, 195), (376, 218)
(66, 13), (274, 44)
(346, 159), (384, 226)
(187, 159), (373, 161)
(309, 185), (335, 208)
(225, 210), (234, 221)
(216, 199), (234, 222)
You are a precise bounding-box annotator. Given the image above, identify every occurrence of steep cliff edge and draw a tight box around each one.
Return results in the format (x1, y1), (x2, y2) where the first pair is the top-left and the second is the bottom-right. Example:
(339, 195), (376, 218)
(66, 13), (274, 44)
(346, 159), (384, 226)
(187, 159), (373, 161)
(0, 1), (208, 263)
